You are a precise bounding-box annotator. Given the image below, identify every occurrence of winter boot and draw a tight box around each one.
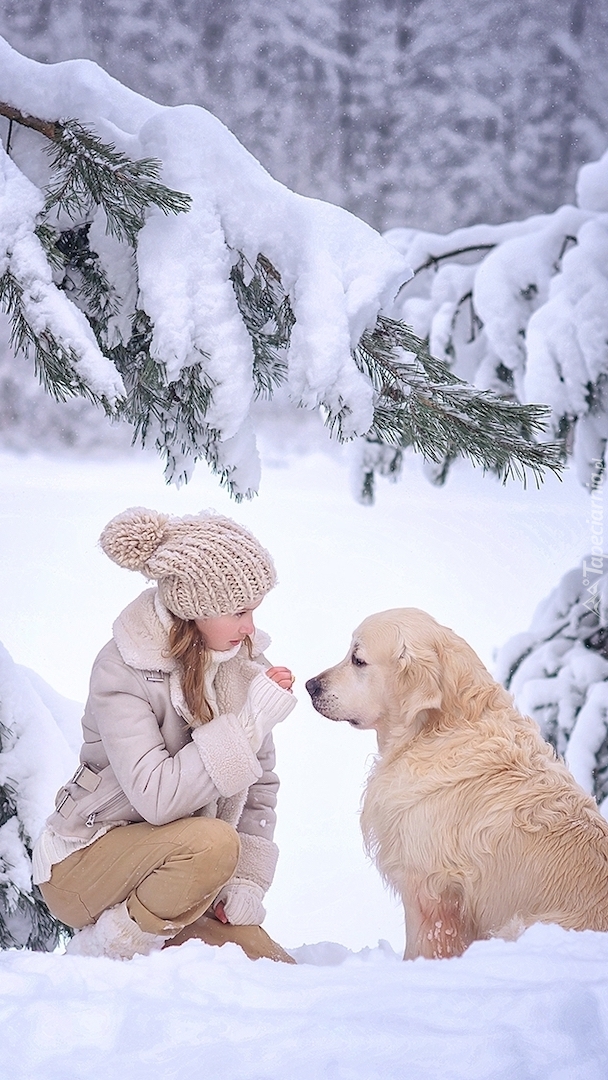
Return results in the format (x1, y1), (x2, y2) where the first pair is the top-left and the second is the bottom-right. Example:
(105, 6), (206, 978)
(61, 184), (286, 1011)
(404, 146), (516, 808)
(65, 900), (168, 960)
(165, 914), (296, 963)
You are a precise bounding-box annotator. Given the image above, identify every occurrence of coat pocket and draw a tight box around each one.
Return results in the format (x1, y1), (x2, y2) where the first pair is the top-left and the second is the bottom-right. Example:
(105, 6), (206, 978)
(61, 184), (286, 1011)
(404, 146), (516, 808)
(82, 788), (136, 829)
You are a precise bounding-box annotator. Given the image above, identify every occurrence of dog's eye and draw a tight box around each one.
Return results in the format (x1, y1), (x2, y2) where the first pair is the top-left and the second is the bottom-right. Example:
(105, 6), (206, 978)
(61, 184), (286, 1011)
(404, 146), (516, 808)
(351, 654), (367, 667)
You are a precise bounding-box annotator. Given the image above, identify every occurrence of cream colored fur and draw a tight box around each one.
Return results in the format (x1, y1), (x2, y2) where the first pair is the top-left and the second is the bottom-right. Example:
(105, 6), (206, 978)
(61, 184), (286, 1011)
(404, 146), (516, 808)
(307, 608), (608, 960)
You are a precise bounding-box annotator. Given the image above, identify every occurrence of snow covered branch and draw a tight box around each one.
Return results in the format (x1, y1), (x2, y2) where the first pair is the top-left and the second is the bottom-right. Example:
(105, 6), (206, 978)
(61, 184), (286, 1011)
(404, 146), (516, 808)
(496, 551), (608, 814)
(386, 177), (608, 490)
(0, 38), (562, 499)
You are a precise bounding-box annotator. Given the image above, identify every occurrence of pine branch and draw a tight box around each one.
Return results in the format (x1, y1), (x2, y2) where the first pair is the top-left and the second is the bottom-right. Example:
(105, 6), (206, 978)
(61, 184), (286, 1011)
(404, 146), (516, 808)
(226, 257), (562, 489)
(411, 244), (497, 277)
(43, 120), (192, 245)
(0, 102), (191, 243)
(112, 254), (294, 496)
(111, 311), (225, 489)
(0, 105), (192, 431)
(0, 100), (564, 496)
(0, 100), (57, 140)
(231, 261), (563, 491)
(46, 222), (119, 341)
(27, 885), (74, 951)
(0, 771), (72, 951)
(34, 222), (68, 271)
(350, 316), (564, 486)
(230, 253), (293, 397)
(0, 268), (102, 404)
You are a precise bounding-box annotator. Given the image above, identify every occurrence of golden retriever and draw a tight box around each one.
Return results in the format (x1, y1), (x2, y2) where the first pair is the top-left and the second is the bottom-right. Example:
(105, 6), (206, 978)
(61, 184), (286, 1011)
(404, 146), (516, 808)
(306, 608), (608, 960)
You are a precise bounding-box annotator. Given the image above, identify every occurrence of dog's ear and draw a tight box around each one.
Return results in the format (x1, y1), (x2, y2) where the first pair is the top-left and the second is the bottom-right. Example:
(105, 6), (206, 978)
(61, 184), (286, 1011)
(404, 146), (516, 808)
(397, 645), (443, 725)
(435, 628), (507, 722)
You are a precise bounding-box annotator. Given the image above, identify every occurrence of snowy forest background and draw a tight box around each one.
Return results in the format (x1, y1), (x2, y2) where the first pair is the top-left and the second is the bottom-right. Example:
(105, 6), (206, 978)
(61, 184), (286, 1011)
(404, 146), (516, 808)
(1, 0), (607, 235)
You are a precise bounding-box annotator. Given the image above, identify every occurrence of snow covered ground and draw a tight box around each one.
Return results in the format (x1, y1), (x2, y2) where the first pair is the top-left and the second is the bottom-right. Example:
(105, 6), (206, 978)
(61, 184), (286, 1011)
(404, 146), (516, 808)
(0, 441), (606, 1077)
(2, 924), (608, 1080)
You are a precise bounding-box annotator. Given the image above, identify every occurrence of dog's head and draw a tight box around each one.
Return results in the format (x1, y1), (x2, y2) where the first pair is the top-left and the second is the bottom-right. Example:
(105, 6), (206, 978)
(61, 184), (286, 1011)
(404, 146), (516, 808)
(306, 608), (500, 745)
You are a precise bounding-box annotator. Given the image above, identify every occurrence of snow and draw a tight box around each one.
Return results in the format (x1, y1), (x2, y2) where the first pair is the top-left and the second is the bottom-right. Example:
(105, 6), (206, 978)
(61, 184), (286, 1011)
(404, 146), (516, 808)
(495, 547), (608, 808)
(578, 155), (608, 214)
(473, 206), (588, 387)
(0, 440), (605, 1075)
(0, 923), (607, 1080)
(0, 642), (76, 850)
(567, 681), (608, 795)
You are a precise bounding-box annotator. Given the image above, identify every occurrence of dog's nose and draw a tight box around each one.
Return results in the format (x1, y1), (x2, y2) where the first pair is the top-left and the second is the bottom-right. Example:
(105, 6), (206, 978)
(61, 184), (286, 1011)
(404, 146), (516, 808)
(305, 676), (323, 697)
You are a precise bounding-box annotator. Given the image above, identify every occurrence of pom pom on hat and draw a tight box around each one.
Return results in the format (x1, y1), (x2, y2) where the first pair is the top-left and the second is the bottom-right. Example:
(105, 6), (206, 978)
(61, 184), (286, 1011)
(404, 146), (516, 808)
(99, 508), (171, 573)
(99, 507), (277, 619)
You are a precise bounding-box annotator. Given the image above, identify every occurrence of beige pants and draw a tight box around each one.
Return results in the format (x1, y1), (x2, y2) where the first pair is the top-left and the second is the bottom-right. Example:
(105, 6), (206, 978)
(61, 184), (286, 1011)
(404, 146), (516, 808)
(40, 817), (240, 936)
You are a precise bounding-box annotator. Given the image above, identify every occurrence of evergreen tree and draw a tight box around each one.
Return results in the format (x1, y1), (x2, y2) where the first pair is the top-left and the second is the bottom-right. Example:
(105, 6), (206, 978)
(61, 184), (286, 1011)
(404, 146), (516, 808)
(496, 536), (608, 813)
(0, 642), (76, 950)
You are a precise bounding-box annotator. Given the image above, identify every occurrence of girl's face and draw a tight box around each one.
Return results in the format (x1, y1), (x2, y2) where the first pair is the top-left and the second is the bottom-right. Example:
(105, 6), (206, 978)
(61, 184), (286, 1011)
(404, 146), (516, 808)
(194, 600), (262, 652)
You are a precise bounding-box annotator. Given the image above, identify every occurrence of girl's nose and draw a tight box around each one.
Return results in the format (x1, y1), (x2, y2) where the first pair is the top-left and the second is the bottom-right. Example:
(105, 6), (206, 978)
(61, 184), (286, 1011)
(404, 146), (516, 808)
(241, 614), (255, 636)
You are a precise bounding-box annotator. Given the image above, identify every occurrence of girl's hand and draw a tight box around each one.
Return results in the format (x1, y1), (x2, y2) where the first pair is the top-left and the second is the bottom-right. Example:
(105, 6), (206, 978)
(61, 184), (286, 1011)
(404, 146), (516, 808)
(214, 900), (229, 924)
(266, 666), (295, 692)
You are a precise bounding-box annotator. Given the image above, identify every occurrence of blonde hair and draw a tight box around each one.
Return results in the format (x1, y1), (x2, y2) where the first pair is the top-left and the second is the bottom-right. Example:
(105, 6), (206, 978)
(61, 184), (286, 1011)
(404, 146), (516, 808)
(167, 617), (254, 725)
(167, 618), (213, 725)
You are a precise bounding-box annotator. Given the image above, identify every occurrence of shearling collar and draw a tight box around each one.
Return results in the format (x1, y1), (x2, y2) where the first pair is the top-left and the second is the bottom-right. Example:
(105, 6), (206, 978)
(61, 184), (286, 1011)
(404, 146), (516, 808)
(112, 587), (271, 672)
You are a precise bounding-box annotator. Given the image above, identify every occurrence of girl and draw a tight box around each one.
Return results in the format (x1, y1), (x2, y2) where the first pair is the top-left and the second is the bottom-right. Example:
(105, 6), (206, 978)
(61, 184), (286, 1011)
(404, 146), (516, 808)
(33, 507), (296, 961)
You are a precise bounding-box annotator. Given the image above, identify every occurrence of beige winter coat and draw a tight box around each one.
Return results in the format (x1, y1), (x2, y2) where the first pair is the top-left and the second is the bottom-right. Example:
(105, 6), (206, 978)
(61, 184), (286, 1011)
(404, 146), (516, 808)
(35, 588), (293, 895)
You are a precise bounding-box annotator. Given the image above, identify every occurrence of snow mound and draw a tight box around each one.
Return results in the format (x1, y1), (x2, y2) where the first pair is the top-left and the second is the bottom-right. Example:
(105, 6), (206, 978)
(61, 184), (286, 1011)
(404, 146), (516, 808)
(1, 924), (607, 1079)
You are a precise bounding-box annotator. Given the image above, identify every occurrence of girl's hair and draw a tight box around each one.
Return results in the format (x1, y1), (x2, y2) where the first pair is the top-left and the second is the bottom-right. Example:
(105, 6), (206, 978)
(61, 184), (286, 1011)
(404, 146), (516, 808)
(167, 617), (254, 725)
(167, 618), (213, 725)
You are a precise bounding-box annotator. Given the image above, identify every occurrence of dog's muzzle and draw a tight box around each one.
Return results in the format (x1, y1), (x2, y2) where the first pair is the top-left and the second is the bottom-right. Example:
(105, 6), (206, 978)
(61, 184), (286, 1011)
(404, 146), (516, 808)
(306, 675), (356, 723)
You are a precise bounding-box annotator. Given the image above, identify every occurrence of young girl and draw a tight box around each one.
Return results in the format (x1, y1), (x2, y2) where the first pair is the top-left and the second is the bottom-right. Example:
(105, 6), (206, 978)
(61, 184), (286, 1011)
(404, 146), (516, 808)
(33, 507), (297, 962)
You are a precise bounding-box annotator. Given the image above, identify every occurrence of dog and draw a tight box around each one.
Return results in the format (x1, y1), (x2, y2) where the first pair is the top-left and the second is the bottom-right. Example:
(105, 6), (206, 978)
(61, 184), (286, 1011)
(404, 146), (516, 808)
(306, 608), (608, 960)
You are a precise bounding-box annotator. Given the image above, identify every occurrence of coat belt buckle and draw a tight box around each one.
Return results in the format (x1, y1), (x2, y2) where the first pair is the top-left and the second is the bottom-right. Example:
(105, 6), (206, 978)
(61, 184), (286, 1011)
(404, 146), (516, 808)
(72, 764), (101, 793)
(143, 670), (165, 683)
(55, 789), (76, 817)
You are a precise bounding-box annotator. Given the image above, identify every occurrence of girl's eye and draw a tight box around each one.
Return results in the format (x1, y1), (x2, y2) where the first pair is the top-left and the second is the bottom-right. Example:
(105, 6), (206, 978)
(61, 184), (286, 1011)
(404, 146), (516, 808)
(352, 654), (367, 667)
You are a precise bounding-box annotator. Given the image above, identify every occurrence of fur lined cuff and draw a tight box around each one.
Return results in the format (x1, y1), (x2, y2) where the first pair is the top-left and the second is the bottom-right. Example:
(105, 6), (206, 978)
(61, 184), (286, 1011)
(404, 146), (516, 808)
(192, 715), (262, 798)
(234, 832), (279, 894)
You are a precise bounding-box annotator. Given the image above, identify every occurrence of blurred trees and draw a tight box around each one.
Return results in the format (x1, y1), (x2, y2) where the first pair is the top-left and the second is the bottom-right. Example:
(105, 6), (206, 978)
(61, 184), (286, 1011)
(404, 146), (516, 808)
(0, 0), (606, 234)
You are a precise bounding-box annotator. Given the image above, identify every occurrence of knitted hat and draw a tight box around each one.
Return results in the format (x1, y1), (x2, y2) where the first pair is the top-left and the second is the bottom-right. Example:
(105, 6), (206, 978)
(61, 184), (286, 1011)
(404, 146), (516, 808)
(99, 507), (277, 619)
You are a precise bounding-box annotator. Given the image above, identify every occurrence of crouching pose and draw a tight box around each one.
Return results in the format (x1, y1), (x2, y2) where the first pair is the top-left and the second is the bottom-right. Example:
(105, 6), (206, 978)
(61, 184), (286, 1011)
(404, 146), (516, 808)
(33, 508), (296, 962)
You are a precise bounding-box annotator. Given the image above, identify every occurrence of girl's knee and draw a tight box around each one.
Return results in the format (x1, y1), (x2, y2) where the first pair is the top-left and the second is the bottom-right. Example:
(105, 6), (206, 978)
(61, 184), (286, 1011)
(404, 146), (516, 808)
(181, 817), (240, 868)
(179, 818), (240, 899)
(208, 818), (240, 868)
